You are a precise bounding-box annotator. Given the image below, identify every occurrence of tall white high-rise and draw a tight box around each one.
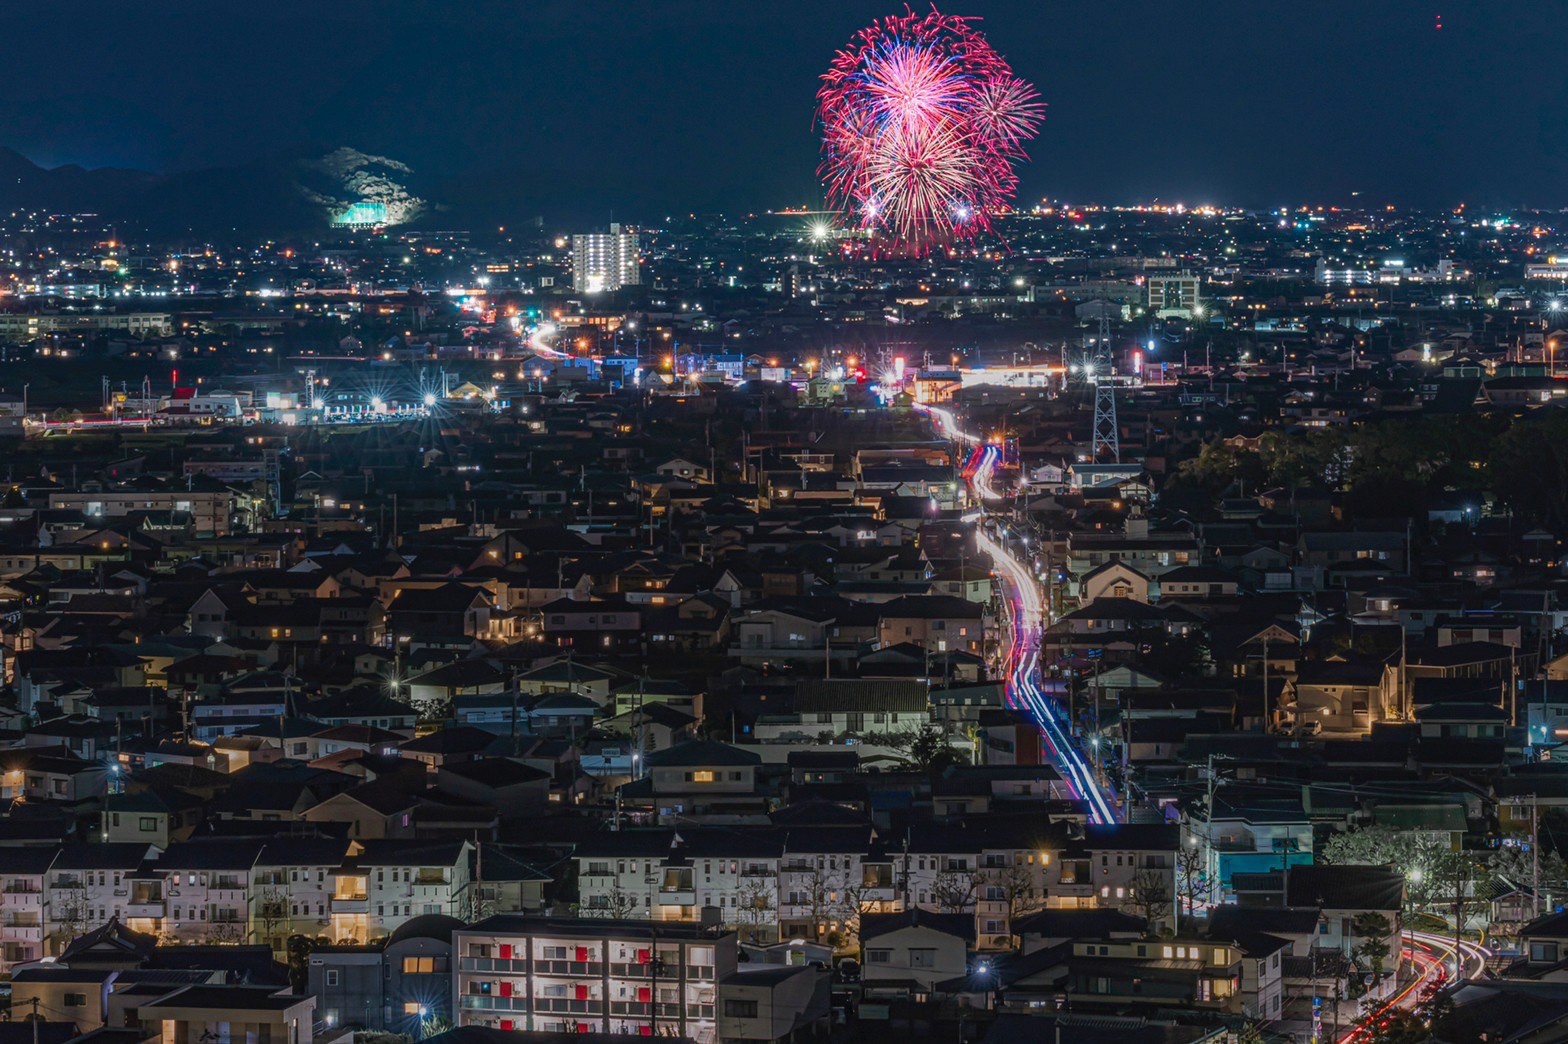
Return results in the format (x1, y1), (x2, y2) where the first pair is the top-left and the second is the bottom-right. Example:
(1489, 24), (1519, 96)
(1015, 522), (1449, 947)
(572, 223), (640, 293)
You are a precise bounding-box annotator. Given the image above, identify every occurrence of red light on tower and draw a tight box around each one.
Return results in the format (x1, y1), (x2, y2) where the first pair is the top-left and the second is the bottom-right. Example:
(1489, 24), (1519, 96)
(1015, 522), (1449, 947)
(1435, 13), (1442, 29)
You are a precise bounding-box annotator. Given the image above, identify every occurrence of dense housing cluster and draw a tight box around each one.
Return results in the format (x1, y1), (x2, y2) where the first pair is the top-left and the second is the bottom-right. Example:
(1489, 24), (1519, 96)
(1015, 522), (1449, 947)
(3, 204), (1568, 1042)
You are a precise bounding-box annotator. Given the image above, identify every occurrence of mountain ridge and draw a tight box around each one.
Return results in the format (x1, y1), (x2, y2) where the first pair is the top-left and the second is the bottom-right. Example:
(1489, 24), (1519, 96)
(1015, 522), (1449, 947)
(0, 147), (432, 236)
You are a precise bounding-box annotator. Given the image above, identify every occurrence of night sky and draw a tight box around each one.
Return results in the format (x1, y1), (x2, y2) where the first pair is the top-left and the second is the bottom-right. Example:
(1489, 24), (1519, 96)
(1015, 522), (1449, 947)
(11, 0), (1568, 220)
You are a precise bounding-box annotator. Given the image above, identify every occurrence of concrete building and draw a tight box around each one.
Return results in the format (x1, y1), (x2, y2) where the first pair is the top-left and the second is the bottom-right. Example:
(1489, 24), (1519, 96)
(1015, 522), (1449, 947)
(307, 913), (463, 1032)
(1146, 271), (1201, 318)
(572, 225), (640, 294)
(452, 915), (737, 1042)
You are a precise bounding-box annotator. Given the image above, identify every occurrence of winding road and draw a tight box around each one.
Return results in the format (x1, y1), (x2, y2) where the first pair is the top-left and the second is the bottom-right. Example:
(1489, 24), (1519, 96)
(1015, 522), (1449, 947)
(919, 403), (1116, 824)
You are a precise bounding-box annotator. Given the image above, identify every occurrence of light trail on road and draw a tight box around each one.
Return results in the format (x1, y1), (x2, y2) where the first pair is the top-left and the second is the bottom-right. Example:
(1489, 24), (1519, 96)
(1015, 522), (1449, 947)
(1337, 930), (1488, 1042)
(919, 402), (1116, 824)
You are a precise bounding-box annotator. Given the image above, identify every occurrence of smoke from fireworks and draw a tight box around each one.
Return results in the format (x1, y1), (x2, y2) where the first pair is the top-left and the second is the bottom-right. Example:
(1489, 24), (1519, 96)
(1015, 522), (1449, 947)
(817, 8), (1044, 253)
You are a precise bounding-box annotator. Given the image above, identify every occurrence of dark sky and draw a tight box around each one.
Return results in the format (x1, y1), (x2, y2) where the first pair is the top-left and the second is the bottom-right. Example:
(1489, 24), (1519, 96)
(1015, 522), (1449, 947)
(11, 1), (1568, 220)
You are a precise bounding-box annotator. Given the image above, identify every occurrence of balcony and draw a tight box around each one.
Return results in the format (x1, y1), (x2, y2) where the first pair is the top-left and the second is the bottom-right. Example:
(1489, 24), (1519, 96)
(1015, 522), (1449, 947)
(458, 956), (529, 973)
(330, 896), (369, 914)
(534, 998), (605, 1015)
(126, 901), (164, 919)
(534, 959), (604, 977)
(0, 915), (41, 940)
(657, 888), (696, 907)
(459, 996), (530, 1012)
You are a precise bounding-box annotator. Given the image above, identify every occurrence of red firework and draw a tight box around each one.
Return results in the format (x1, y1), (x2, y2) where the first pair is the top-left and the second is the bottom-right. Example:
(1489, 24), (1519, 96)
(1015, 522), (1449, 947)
(817, 7), (1044, 253)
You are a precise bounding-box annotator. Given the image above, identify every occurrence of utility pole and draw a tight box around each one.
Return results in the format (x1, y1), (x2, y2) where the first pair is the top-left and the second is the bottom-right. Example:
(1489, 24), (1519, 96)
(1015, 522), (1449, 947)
(1262, 635), (1270, 734)
(1534, 792), (1542, 921)
(648, 924), (662, 1039)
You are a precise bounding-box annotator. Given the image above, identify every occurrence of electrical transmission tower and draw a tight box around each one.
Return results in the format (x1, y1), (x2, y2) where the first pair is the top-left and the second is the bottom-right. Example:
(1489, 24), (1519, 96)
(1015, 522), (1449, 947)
(1091, 310), (1119, 463)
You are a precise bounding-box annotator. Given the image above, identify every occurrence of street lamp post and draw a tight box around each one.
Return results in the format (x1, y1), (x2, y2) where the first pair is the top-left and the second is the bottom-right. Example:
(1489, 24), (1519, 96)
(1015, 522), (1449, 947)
(1405, 867), (1422, 984)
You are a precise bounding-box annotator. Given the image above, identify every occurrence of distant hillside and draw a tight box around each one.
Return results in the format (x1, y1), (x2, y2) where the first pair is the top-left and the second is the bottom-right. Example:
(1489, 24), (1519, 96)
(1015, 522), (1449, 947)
(0, 147), (433, 236)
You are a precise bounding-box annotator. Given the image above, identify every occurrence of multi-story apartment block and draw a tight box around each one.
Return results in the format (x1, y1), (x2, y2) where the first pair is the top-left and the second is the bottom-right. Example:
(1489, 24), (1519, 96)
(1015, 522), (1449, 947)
(571, 821), (1181, 950)
(154, 840), (264, 944)
(0, 837), (481, 973)
(452, 916), (736, 1043)
(44, 844), (154, 955)
(251, 839), (350, 951)
(0, 848), (52, 966)
(47, 489), (236, 538)
(329, 840), (473, 944)
(574, 826), (896, 945)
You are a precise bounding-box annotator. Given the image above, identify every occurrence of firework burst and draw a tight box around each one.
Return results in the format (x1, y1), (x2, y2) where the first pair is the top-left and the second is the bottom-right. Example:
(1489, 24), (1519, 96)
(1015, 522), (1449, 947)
(817, 7), (1044, 253)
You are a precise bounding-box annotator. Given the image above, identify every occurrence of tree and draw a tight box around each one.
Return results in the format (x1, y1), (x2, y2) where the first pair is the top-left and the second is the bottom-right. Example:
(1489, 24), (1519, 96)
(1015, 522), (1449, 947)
(1126, 867), (1174, 934)
(1319, 826), (1445, 911)
(734, 877), (776, 944)
(1259, 427), (1348, 489)
(49, 881), (90, 953)
(837, 880), (870, 946)
(1232, 1021), (1269, 1044)
(932, 867), (982, 914)
(285, 934), (318, 992)
(980, 861), (1046, 938)
(788, 864), (847, 945)
(1350, 912), (1394, 996)
(255, 887), (288, 950)
(898, 724), (969, 775)
(1431, 850), (1483, 966)
(580, 882), (639, 919)
(1489, 839), (1568, 902)
(1135, 629), (1212, 680)
(1175, 843), (1207, 924)
(1490, 410), (1568, 530)
(1172, 440), (1266, 495)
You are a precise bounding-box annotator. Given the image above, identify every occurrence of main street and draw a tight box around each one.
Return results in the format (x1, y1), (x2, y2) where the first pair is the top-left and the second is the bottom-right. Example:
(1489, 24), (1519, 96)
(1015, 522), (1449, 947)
(919, 403), (1117, 824)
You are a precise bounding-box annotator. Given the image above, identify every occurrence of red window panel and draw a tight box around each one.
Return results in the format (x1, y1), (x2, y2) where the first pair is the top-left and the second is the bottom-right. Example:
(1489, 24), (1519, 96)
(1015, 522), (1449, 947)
(577, 1024), (591, 1035)
(498, 944), (512, 959)
(637, 987), (650, 1003)
(575, 946), (590, 962)
(637, 949), (651, 964)
(499, 1022), (513, 1032)
(575, 984), (590, 1001)
(499, 982), (512, 998)
(639, 1027), (652, 1037)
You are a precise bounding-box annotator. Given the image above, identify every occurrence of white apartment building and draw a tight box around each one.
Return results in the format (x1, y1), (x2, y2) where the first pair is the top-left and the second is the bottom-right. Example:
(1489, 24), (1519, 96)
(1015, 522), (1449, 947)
(1147, 271), (1202, 318)
(0, 838), (478, 973)
(330, 840), (473, 944)
(152, 840), (264, 943)
(574, 827), (896, 944)
(48, 489), (236, 537)
(572, 225), (640, 294)
(453, 916), (736, 1043)
(0, 848), (52, 966)
(251, 839), (350, 951)
(43, 844), (156, 955)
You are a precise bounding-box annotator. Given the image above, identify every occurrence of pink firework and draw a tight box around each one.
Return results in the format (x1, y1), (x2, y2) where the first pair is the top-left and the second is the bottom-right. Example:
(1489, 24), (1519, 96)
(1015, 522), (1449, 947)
(817, 7), (1044, 252)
